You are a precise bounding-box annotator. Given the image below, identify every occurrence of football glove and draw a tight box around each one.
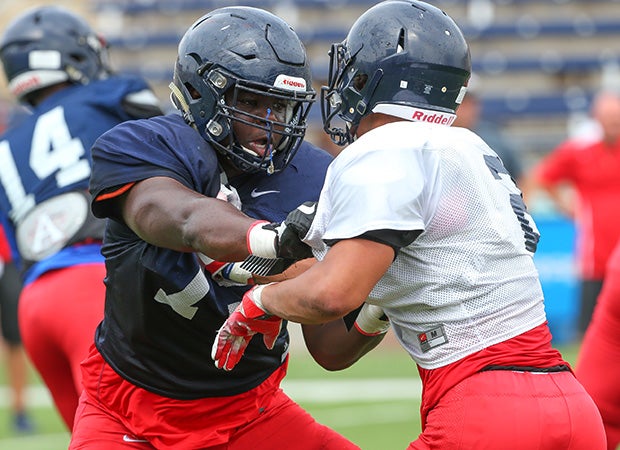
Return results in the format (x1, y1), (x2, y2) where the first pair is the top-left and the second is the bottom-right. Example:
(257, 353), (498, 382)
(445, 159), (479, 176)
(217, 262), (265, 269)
(246, 202), (317, 260)
(211, 284), (283, 371)
(197, 253), (255, 287)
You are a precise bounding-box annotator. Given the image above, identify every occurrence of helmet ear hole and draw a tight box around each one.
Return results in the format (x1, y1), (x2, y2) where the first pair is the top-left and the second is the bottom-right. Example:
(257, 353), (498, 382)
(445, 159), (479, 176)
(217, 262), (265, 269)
(70, 53), (86, 63)
(184, 83), (201, 100)
(353, 74), (367, 92)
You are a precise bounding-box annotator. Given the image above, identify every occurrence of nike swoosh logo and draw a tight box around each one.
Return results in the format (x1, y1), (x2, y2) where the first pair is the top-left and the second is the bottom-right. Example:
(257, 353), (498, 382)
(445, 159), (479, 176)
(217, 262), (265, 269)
(250, 188), (280, 198)
(123, 435), (149, 443)
(298, 203), (317, 215)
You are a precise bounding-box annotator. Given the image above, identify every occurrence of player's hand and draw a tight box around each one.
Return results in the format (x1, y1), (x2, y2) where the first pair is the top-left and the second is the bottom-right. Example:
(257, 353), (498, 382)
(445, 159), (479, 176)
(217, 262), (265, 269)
(197, 253), (255, 286)
(277, 201), (317, 259)
(253, 257), (316, 284)
(212, 284), (283, 371)
(354, 303), (390, 336)
(246, 202), (317, 260)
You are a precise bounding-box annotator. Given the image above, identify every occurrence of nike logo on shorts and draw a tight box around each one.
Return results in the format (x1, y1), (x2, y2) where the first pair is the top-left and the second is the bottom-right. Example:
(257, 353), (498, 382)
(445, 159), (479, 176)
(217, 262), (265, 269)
(123, 434), (149, 443)
(250, 188), (280, 198)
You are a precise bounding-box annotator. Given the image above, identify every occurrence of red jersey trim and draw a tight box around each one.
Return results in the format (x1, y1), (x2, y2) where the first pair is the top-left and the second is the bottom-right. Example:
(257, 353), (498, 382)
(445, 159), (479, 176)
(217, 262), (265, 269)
(95, 182), (136, 202)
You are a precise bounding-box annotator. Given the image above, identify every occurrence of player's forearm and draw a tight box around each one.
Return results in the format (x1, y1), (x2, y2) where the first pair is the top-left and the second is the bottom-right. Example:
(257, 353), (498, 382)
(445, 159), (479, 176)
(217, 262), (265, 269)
(260, 264), (368, 324)
(302, 321), (385, 371)
(261, 279), (349, 324)
(261, 239), (393, 323)
(123, 176), (255, 260)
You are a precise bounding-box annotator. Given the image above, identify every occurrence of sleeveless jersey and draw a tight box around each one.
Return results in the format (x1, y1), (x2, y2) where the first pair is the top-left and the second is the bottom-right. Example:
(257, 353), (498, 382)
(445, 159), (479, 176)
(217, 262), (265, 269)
(305, 121), (547, 369)
(0, 75), (159, 284)
(89, 113), (332, 398)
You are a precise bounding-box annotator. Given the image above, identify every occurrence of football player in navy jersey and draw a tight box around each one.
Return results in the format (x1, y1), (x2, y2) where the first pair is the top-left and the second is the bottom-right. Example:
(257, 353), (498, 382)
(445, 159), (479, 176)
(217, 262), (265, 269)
(69, 6), (385, 450)
(0, 6), (163, 430)
(213, 1), (607, 449)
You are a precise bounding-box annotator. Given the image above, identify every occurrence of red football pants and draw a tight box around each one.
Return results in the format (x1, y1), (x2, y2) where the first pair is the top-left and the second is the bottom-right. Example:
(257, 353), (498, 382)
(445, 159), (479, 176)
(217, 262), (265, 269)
(70, 346), (359, 450)
(18, 263), (106, 430)
(410, 369), (606, 450)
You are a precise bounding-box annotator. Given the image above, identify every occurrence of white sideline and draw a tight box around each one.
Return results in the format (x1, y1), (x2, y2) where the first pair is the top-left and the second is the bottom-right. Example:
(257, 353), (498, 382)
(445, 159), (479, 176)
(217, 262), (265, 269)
(0, 378), (422, 408)
(282, 378), (422, 402)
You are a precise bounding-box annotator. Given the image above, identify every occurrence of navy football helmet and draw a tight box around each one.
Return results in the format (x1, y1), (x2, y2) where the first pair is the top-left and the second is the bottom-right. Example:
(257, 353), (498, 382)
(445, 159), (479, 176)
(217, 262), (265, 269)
(170, 6), (315, 175)
(0, 6), (110, 105)
(321, 0), (471, 145)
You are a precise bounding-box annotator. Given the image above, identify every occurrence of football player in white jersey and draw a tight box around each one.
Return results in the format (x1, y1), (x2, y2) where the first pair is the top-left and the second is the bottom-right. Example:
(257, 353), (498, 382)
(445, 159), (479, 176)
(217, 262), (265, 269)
(213, 1), (607, 448)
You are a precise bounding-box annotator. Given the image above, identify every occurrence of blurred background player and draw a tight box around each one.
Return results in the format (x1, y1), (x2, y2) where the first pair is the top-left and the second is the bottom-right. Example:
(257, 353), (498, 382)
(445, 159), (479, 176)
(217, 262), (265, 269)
(531, 89), (620, 337)
(575, 239), (620, 450)
(0, 222), (31, 433)
(0, 5), (163, 429)
(70, 7), (383, 449)
(213, 1), (607, 448)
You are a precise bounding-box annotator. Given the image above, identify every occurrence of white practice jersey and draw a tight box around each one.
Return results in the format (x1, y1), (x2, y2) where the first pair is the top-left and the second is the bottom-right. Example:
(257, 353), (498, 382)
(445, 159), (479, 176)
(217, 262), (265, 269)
(305, 121), (546, 369)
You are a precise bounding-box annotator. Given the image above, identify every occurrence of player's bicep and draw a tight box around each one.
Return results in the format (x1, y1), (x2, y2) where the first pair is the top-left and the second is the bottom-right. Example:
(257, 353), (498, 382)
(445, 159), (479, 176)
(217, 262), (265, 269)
(121, 177), (201, 232)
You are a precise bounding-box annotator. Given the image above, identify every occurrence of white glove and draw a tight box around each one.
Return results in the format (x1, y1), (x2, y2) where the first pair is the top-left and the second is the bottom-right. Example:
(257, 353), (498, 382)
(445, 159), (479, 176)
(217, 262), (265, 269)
(246, 202), (317, 260)
(354, 304), (390, 336)
(196, 253), (253, 287)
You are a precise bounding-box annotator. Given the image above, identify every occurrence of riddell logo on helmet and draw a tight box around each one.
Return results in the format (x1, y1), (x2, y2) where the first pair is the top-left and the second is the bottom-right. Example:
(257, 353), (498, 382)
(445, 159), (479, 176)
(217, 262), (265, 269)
(282, 79), (304, 88)
(372, 104), (456, 126)
(11, 75), (41, 96)
(411, 108), (456, 126)
(274, 74), (307, 92)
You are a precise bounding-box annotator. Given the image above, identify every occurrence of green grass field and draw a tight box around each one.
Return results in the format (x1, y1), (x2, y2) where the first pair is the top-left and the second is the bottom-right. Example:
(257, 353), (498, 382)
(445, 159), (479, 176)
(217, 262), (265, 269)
(0, 329), (581, 450)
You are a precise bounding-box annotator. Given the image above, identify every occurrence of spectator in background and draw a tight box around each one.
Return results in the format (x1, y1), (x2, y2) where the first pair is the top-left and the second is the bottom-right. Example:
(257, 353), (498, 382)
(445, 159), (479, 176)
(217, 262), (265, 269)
(531, 89), (620, 336)
(453, 76), (524, 186)
(0, 5), (163, 429)
(0, 222), (32, 433)
(575, 239), (620, 450)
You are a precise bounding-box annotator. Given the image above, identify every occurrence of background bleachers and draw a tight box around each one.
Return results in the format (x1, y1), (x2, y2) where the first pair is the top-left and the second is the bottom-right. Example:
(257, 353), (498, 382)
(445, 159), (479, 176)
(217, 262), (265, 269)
(2, 0), (620, 168)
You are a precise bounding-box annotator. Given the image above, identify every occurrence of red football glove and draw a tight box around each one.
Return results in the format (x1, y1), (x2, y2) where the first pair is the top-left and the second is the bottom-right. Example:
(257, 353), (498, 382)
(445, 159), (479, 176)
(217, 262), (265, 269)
(211, 284), (282, 371)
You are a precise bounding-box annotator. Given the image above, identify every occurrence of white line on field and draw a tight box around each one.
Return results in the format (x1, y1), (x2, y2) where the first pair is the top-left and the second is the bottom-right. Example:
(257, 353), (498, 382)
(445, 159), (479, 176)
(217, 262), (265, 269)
(0, 378), (421, 408)
(282, 378), (422, 402)
(0, 386), (53, 407)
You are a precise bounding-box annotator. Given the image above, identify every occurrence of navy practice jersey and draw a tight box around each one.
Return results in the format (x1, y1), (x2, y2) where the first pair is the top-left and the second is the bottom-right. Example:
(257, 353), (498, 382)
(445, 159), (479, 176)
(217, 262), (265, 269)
(0, 75), (160, 284)
(89, 113), (332, 398)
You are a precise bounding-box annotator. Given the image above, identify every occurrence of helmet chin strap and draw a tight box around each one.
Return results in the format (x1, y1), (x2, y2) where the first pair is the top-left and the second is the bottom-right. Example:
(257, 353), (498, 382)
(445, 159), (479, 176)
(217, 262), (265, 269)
(265, 108), (275, 174)
(351, 68), (384, 120)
